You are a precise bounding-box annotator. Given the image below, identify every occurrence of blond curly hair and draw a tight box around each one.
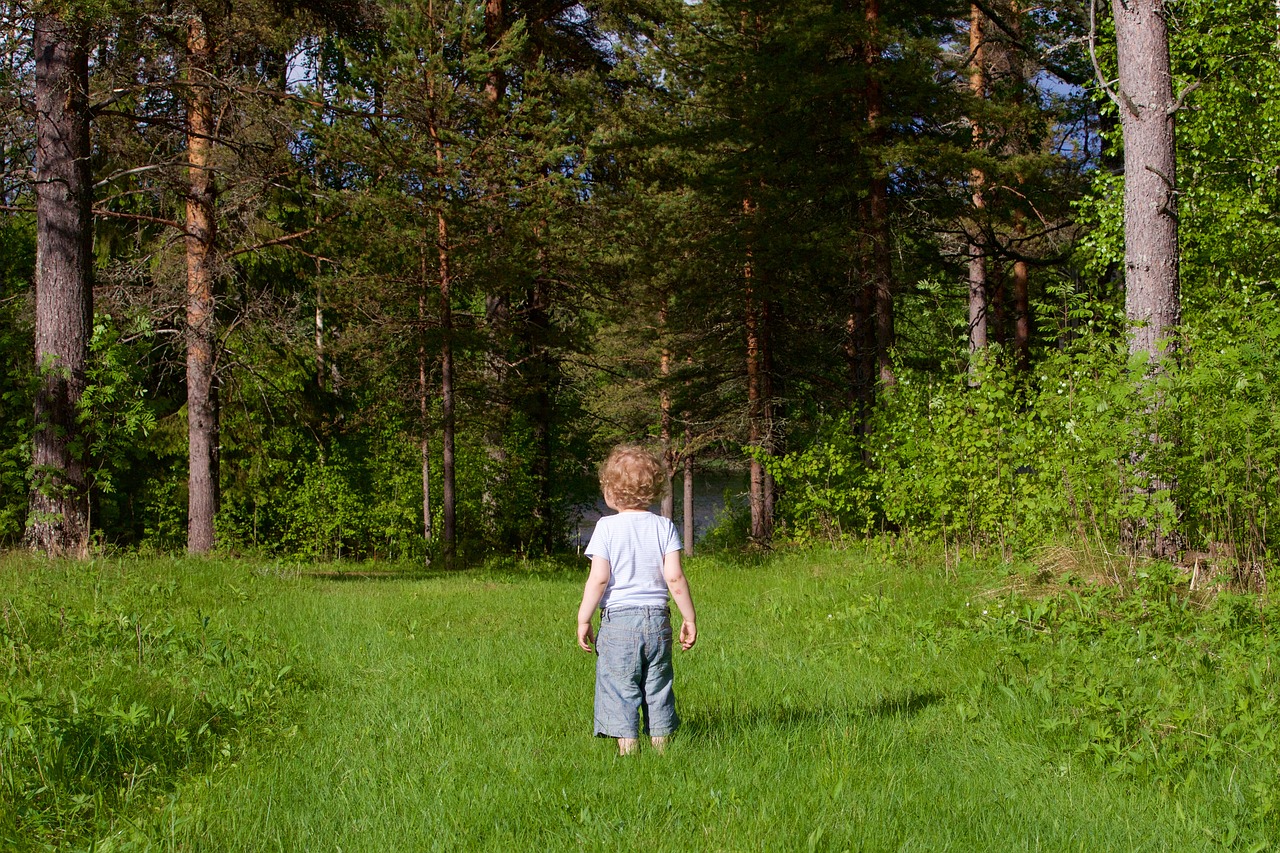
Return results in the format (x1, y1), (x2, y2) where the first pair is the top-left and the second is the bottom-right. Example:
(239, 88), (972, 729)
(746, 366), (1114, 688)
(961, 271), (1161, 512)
(599, 445), (666, 510)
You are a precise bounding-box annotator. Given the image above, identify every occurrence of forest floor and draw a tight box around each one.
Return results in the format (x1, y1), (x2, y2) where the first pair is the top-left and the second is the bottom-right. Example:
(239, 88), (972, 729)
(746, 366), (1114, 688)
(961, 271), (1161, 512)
(3, 546), (1278, 851)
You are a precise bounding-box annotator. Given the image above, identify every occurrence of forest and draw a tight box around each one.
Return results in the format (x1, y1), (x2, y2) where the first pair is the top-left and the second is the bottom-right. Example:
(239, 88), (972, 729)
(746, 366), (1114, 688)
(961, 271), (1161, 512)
(6, 1), (1280, 847)
(0, 0), (1276, 575)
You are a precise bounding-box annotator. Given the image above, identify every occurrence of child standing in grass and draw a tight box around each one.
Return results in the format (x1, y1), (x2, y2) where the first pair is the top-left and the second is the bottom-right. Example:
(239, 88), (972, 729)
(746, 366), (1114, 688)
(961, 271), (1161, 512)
(577, 445), (697, 755)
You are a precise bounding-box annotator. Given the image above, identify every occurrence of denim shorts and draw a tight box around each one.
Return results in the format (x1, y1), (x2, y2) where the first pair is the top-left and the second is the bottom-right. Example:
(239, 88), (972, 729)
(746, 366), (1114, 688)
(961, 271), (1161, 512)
(594, 605), (679, 738)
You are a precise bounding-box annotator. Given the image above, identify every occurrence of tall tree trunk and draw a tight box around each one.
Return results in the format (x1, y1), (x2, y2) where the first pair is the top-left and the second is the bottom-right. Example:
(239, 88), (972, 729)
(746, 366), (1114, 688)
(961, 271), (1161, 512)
(989, 261), (1007, 346)
(418, 282), (433, 549)
(437, 211), (457, 568)
(743, 195), (772, 543)
(682, 434), (694, 556)
(527, 273), (556, 553)
(761, 299), (776, 534)
(659, 304), (675, 520)
(744, 199), (764, 543)
(864, 0), (896, 390)
(27, 13), (91, 557)
(1009, 2), (1032, 374)
(481, 293), (509, 534)
(315, 283), (326, 390)
(967, 3), (989, 382)
(844, 277), (876, 415)
(185, 16), (219, 554)
(1012, 216), (1031, 373)
(1112, 0), (1181, 558)
(480, 0), (510, 526)
(424, 6), (457, 566)
(484, 0), (507, 104)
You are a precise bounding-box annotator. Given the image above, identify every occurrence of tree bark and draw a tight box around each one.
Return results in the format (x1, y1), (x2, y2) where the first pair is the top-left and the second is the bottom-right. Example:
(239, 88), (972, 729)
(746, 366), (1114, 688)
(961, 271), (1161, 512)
(1112, 0), (1180, 365)
(659, 304), (675, 520)
(27, 13), (92, 557)
(484, 0), (507, 104)
(967, 3), (989, 382)
(989, 261), (1007, 346)
(437, 210), (457, 568)
(844, 278), (876, 415)
(743, 196), (773, 543)
(1009, 2), (1032, 374)
(761, 299), (776, 531)
(1012, 216), (1031, 373)
(682, 436), (694, 556)
(744, 204), (764, 542)
(315, 284), (326, 390)
(527, 273), (556, 553)
(418, 283), (433, 548)
(864, 0), (896, 390)
(424, 0), (457, 567)
(480, 0), (510, 524)
(185, 15), (219, 555)
(1112, 0), (1181, 558)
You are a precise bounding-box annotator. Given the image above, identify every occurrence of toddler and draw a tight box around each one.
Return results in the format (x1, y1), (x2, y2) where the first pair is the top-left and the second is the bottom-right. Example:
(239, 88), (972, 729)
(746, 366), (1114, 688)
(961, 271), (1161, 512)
(577, 445), (697, 755)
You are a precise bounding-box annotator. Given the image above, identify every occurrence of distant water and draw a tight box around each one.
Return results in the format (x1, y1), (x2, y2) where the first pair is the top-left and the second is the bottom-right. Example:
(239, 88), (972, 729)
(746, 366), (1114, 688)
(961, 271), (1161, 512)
(572, 472), (749, 550)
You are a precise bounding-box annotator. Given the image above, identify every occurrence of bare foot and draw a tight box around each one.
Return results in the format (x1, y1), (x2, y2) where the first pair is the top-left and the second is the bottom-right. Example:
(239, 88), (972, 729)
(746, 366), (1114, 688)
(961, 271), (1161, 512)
(650, 736), (667, 753)
(618, 737), (639, 755)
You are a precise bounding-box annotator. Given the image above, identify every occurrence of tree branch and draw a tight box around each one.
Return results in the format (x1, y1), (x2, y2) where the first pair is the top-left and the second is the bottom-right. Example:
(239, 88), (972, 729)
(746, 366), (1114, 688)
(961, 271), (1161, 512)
(1089, 0), (1132, 115)
(1167, 79), (1202, 115)
(228, 224), (324, 257)
(92, 208), (184, 230)
(969, 0), (1091, 87)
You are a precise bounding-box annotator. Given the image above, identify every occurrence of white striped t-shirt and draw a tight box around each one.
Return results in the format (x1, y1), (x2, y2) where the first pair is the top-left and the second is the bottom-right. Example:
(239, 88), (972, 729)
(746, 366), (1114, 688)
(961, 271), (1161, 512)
(585, 511), (683, 609)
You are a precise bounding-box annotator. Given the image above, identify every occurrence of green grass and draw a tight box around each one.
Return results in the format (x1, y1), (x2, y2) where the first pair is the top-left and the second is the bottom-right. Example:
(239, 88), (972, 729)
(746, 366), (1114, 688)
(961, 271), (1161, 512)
(3, 547), (1278, 850)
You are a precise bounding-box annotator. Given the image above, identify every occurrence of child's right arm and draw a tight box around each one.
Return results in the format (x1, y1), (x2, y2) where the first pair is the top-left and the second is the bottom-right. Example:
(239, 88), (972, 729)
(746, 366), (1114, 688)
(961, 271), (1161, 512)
(663, 551), (697, 651)
(577, 556), (611, 652)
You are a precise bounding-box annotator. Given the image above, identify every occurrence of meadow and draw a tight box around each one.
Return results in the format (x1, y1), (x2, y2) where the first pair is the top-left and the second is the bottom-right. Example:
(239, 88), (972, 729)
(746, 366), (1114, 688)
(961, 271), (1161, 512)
(3, 545), (1279, 851)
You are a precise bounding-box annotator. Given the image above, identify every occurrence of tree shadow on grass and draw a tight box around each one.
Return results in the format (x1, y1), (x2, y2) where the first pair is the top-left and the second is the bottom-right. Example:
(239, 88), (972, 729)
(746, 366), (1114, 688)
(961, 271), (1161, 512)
(296, 553), (585, 583)
(681, 689), (945, 739)
(304, 570), (436, 581)
(864, 690), (945, 718)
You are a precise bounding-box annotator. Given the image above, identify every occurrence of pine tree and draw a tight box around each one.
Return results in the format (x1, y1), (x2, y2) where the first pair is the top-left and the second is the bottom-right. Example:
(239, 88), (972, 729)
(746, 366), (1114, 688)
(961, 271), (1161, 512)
(27, 11), (92, 557)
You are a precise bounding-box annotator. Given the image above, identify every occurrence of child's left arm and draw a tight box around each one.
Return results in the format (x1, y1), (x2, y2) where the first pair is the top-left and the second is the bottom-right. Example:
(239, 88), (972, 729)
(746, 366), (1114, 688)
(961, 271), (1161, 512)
(577, 556), (611, 652)
(663, 551), (697, 651)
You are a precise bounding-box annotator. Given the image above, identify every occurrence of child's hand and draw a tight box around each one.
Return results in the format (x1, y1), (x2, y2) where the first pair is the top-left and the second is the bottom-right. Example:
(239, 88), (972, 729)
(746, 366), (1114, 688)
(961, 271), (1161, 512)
(577, 620), (596, 653)
(679, 620), (697, 651)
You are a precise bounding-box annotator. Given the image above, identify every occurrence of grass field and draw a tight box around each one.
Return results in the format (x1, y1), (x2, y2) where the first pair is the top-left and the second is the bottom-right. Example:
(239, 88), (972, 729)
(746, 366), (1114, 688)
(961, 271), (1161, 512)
(3, 546), (1278, 851)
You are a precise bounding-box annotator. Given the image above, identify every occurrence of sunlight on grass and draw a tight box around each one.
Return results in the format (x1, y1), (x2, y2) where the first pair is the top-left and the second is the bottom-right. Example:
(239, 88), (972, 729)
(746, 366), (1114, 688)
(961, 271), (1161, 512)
(3, 548), (1274, 850)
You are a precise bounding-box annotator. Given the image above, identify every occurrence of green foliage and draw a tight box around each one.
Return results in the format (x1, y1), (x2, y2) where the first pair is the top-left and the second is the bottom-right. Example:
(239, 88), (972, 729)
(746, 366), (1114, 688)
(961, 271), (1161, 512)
(0, 558), (303, 847)
(219, 426), (427, 562)
(0, 215), (35, 544)
(772, 313), (1280, 566)
(759, 419), (875, 542)
(770, 342), (1150, 551)
(699, 488), (753, 552)
(1174, 0), (1280, 319)
(79, 314), (157, 512)
(962, 563), (1280, 797)
(1174, 286), (1280, 568)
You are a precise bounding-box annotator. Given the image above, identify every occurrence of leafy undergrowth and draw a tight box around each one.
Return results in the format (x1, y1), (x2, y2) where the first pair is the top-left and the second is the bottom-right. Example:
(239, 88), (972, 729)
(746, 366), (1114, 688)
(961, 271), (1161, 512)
(958, 558), (1280, 835)
(0, 556), (308, 850)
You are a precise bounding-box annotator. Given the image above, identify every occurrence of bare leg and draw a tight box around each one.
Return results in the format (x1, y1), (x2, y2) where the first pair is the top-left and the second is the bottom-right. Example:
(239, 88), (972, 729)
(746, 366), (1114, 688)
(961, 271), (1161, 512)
(618, 737), (639, 755)
(650, 736), (667, 753)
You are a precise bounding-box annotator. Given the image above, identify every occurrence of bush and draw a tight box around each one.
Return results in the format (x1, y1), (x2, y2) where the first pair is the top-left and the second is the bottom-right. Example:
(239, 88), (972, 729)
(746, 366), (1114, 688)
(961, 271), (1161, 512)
(767, 318), (1280, 569)
(768, 341), (1149, 553)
